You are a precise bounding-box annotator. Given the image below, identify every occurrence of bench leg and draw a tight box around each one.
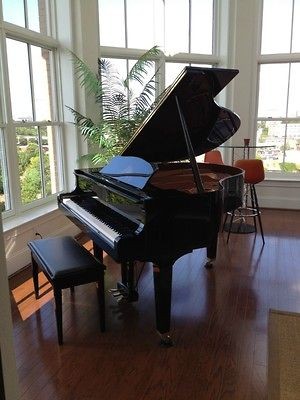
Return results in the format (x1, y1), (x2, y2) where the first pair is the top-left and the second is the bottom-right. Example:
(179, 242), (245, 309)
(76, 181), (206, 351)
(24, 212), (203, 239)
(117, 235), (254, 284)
(54, 287), (63, 345)
(31, 256), (39, 299)
(97, 270), (105, 332)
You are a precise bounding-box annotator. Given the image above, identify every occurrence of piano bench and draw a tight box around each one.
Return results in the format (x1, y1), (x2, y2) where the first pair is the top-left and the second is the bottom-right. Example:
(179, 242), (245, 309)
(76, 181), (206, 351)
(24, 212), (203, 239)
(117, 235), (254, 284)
(28, 236), (105, 345)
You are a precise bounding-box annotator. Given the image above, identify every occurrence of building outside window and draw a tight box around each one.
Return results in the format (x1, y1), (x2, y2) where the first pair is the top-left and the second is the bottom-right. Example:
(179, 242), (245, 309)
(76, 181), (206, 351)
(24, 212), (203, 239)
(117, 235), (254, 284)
(256, 0), (300, 176)
(0, 0), (63, 216)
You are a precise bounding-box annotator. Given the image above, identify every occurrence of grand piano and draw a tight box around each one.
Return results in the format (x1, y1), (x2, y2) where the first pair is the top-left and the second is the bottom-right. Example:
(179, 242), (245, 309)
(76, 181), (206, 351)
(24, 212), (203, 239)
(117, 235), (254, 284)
(58, 66), (244, 345)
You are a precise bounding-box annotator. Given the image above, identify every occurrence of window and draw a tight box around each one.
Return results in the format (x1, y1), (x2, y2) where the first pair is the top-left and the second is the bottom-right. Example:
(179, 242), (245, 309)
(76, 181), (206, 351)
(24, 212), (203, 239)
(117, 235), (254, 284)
(256, 0), (300, 175)
(0, 0), (64, 218)
(99, 0), (215, 100)
(2, 0), (50, 34)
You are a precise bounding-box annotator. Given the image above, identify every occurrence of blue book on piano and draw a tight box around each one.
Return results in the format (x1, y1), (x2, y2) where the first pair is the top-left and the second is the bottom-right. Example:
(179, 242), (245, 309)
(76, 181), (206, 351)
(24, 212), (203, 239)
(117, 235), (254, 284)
(99, 156), (157, 189)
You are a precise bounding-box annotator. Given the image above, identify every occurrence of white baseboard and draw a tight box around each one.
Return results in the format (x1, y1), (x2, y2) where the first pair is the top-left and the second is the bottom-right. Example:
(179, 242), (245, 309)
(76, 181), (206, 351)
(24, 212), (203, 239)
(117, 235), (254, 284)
(260, 196), (300, 210)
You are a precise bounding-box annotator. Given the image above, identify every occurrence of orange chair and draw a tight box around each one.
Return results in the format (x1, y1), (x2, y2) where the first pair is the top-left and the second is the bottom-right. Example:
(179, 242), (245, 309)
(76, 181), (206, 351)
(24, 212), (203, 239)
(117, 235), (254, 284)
(204, 150), (224, 164)
(225, 159), (265, 244)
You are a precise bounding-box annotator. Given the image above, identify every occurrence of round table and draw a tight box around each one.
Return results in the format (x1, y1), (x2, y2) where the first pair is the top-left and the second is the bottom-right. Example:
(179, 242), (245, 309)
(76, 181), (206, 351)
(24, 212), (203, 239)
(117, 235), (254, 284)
(221, 144), (275, 165)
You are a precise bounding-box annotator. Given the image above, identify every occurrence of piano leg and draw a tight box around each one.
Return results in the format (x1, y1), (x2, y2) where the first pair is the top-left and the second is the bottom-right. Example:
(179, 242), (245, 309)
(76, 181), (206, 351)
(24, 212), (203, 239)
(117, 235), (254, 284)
(153, 262), (173, 347)
(205, 224), (219, 269)
(93, 241), (103, 263)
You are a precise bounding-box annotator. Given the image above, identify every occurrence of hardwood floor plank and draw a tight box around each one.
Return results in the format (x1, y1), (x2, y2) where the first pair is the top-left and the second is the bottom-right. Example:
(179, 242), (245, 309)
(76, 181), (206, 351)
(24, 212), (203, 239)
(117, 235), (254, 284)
(8, 209), (300, 399)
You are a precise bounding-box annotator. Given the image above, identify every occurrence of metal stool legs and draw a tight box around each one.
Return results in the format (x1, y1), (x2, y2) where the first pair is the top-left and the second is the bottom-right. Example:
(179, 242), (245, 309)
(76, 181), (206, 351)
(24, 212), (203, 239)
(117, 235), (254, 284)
(224, 183), (265, 245)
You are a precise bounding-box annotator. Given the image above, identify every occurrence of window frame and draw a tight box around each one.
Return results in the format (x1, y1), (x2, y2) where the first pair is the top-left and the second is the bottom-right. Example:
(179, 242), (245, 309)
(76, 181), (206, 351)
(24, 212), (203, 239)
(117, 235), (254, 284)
(98, 0), (218, 98)
(0, 3), (66, 220)
(256, 0), (300, 180)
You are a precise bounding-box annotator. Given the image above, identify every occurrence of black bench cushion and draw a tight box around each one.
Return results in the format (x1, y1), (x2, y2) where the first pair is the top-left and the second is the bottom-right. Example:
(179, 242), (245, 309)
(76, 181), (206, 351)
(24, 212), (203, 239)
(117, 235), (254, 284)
(28, 236), (101, 280)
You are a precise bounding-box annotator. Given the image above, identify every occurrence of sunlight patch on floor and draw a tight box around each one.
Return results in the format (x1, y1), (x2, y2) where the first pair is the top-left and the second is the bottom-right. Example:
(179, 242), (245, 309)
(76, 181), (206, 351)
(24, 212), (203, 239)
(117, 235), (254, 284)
(12, 271), (53, 321)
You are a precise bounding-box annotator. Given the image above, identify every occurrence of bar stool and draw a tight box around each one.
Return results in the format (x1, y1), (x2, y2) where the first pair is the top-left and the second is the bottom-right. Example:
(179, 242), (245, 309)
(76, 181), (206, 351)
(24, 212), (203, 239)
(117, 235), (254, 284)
(225, 159), (265, 244)
(204, 150), (224, 164)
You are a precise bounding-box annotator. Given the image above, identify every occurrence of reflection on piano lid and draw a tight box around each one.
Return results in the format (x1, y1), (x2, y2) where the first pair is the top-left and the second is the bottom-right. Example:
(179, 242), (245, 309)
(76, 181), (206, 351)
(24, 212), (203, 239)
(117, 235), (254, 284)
(99, 155), (157, 189)
(122, 66), (240, 163)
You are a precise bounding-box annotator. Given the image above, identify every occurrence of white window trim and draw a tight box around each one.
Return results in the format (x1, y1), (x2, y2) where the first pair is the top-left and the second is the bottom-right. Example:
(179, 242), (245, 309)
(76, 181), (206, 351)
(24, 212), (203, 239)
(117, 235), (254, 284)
(0, 2), (70, 225)
(255, 0), (300, 181)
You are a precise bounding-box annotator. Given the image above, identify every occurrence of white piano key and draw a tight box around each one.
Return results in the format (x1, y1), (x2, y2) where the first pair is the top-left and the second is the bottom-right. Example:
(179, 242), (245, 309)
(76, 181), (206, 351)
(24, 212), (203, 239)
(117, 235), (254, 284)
(62, 198), (120, 245)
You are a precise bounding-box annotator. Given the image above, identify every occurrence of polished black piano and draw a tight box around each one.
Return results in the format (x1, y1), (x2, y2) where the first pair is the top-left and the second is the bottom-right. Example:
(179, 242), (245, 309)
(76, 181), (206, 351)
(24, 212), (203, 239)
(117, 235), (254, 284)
(58, 66), (244, 345)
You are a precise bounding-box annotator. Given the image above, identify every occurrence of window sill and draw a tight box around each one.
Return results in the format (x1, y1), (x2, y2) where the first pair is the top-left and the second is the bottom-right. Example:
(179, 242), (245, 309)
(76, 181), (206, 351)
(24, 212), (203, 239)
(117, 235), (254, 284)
(262, 177), (300, 188)
(3, 202), (59, 232)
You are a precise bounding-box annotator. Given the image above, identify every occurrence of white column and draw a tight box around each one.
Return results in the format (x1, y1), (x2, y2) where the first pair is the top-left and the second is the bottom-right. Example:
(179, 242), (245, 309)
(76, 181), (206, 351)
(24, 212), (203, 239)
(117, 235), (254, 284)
(0, 216), (19, 399)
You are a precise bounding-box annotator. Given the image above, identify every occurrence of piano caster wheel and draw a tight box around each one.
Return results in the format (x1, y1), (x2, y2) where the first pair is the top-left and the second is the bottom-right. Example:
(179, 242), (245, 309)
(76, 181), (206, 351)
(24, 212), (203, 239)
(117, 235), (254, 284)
(159, 333), (173, 347)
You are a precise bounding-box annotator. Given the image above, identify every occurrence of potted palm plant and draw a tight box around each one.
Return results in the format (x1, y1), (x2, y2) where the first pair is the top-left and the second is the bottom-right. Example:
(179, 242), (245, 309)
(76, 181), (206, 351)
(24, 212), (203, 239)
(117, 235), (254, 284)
(68, 46), (161, 166)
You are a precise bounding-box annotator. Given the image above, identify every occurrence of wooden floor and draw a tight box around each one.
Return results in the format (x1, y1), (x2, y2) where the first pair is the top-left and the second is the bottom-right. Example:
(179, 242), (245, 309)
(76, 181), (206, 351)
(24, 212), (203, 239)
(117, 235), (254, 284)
(9, 209), (300, 400)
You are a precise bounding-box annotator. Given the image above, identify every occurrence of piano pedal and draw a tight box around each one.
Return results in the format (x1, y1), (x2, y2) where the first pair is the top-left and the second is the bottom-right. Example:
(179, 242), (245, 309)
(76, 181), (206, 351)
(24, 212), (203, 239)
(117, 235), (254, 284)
(116, 296), (127, 304)
(112, 292), (123, 298)
(109, 284), (139, 303)
(108, 288), (120, 293)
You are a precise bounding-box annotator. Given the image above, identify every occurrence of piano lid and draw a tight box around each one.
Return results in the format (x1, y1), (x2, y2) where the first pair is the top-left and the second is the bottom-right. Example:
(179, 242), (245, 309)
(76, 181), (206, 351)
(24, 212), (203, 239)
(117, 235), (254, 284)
(122, 66), (240, 163)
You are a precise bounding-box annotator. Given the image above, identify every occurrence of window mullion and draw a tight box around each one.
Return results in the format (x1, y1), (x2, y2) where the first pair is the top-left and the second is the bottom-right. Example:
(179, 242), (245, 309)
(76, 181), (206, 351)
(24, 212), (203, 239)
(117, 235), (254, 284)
(188, 0), (191, 54)
(27, 44), (36, 121)
(37, 126), (46, 198)
(0, 31), (21, 214)
(124, 0), (128, 49)
(290, 0), (295, 53)
(283, 63), (292, 165)
(23, 0), (29, 28)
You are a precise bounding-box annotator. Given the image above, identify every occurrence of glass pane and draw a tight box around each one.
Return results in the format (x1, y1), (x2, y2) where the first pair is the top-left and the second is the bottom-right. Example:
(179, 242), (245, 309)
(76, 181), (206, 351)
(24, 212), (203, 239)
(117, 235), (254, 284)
(27, 0), (48, 34)
(164, 0), (189, 55)
(258, 64), (289, 118)
(17, 125), (61, 204)
(0, 131), (11, 212)
(99, 0), (125, 47)
(2, 0), (25, 27)
(31, 45), (53, 121)
(128, 60), (155, 104)
(288, 63), (300, 117)
(127, 0), (155, 49)
(17, 127), (42, 204)
(191, 0), (213, 54)
(261, 0), (293, 54)
(292, 0), (300, 52)
(40, 126), (62, 196)
(6, 39), (33, 121)
(283, 123), (300, 172)
(165, 63), (188, 87)
(256, 120), (284, 171)
(100, 58), (127, 121)
(105, 59), (127, 82)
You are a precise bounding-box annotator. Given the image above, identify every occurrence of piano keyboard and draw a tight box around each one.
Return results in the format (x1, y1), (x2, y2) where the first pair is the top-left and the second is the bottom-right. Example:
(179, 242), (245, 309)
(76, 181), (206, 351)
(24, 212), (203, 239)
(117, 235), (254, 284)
(62, 198), (120, 245)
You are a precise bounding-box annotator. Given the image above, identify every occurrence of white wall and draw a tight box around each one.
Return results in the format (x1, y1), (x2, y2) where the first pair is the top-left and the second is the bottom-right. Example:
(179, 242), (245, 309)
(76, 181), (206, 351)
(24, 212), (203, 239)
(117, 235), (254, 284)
(3, 210), (80, 276)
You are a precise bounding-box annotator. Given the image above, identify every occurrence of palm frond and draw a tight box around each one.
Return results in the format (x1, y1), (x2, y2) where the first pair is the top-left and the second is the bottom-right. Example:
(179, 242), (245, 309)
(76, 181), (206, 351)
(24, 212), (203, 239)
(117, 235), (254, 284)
(131, 77), (157, 118)
(124, 46), (160, 87)
(70, 51), (102, 98)
(68, 47), (162, 166)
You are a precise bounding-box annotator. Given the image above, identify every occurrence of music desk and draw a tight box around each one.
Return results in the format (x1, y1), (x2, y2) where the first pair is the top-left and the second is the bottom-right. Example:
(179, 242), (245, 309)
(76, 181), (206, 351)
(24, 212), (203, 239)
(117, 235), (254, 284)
(221, 144), (275, 235)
